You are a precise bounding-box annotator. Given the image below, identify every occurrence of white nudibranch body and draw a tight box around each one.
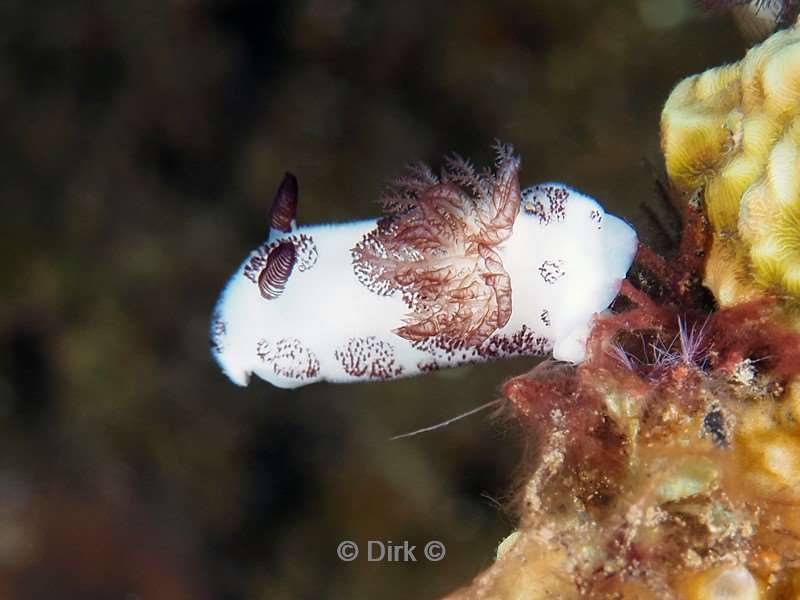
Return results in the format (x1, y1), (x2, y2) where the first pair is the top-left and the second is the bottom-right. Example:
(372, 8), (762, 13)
(210, 144), (637, 388)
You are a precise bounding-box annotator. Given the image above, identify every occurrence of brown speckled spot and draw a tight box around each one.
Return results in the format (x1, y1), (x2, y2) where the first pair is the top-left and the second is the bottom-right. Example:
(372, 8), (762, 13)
(256, 338), (320, 380)
(412, 324), (551, 369)
(417, 360), (441, 373)
(335, 337), (404, 380)
(210, 312), (227, 354)
(475, 325), (550, 360)
(538, 260), (565, 284)
(523, 185), (569, 226)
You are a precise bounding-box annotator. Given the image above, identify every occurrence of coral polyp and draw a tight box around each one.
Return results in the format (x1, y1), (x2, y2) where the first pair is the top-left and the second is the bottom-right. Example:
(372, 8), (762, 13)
(661, 21), (800, 307)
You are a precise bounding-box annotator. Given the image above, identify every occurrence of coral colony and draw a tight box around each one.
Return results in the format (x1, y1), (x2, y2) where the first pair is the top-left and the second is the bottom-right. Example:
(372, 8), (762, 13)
(662, 21), (800, 308)
(210, 12), (800, 599)
(442, 18), (800, 600)
(210, 143), (637, 388)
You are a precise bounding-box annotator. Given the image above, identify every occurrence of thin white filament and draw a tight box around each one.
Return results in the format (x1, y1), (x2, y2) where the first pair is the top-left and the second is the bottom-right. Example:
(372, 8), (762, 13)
(390, 398), (504, 441)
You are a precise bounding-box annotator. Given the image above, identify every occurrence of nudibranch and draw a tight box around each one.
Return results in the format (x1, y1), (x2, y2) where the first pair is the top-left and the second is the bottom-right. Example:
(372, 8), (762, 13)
(210, 144), (637, 388)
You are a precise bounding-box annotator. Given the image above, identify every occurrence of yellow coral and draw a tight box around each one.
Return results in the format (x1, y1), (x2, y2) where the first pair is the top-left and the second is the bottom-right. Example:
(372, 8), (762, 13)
(680, 565), (764, 600)
(662, 23), (800, 305)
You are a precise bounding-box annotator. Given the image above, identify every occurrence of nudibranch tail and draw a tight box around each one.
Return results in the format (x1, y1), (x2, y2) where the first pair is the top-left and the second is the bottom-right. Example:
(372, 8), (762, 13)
(211, 143), (637, 388)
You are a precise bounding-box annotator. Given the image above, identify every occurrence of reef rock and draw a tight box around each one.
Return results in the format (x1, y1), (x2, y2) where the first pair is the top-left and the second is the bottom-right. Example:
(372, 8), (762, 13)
(445, 302), (800, 599)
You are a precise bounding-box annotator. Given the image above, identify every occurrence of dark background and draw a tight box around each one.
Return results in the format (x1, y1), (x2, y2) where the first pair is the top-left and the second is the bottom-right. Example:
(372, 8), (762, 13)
(1, 1), (748, 598)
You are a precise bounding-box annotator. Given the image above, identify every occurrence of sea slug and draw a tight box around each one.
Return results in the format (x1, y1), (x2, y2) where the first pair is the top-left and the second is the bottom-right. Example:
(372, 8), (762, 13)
(210, 143), (637, 388)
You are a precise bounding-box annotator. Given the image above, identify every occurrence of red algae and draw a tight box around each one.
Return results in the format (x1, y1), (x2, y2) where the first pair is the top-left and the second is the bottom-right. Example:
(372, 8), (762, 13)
(446, 303), (800, 597)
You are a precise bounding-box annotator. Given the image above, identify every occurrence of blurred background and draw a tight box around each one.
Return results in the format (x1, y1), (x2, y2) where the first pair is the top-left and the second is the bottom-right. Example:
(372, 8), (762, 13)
(0, 1), (752, 598)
